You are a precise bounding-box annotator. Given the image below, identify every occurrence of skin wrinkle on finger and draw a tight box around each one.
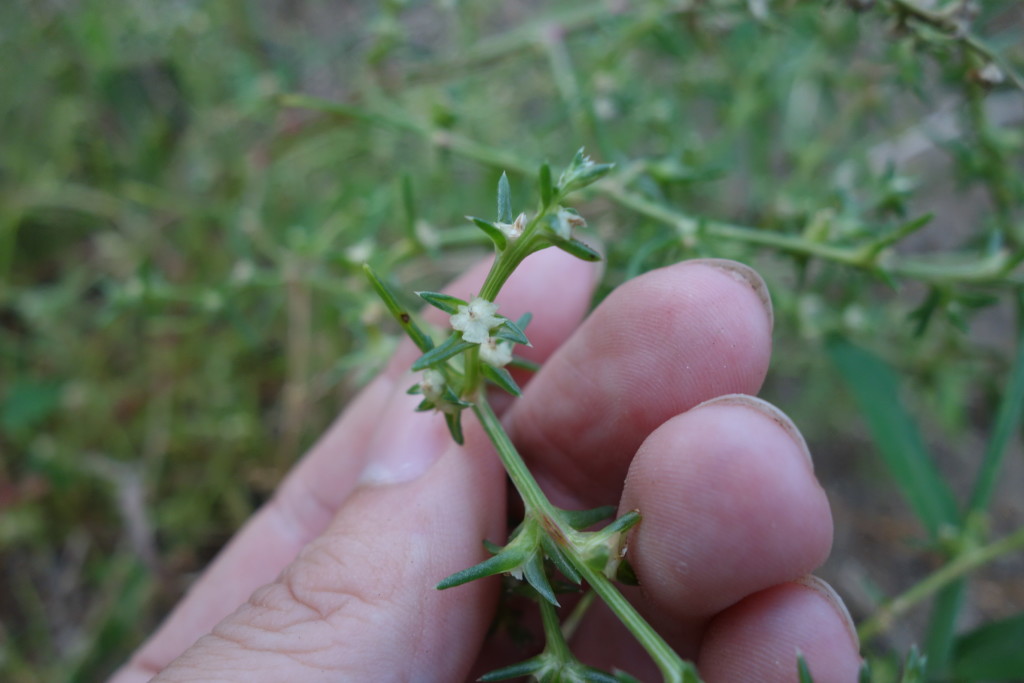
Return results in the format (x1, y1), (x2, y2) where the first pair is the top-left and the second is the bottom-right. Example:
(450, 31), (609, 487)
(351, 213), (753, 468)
(620, 402), (833, 621)
(117, 374), (401, 681)
(272, 374), (399, 544)
(156, 429), (507, 681)
(114, 250), (600, 682)
(698, 581), (863, 683)
(127, 255), (815, 681)
(505, 261), (773, 509)
(695, 393), (814, 471)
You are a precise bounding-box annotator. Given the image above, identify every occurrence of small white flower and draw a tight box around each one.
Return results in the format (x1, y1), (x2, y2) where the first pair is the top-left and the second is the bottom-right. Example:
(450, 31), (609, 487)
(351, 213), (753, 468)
(496, 212), (527, 241)
(480, 336), (514, 368)
(551, 207), (587, 240)
(450, 297), (502, 344)
(420, 369), (446, 405)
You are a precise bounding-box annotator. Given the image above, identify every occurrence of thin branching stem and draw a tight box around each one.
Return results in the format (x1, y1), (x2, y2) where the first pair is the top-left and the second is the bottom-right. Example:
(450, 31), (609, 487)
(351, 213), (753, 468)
(473, 395), (694, 682)
(858, 524), (1024, 642)
(281, 93), (1024, 288)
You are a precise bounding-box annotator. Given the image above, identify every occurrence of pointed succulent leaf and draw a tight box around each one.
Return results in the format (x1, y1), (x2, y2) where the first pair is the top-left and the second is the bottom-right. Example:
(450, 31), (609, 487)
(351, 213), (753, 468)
(505, 517), (530, 542)
(557, 148), (615, 194)
(601, 510), (642, 536)
(467, 216), (508, 250)
(516, 312), (533, 330)
(494, 317), (531, 346)
(614, 557), (639, 586)
(900, 646), (927, 682)
(479, 656), (548, 681)
(407, 383), (421, 395)
(797, 655), (815, 683)
(363, 264), (433, 352)
(540, 534), (581, 585)
(583, 542), (611, 575)
(509, 356), (541, 373)
(549, 235), (602, 262)
(416, 290), (467, 314)
(497, 172), (513, 223)
(523, 550), (559, 606)
(564, 162), (614, 193)
(444, 410), (464, 445)
(441, 385), (473, 409)
(682, 665), (703, 683)
(562, 506), (616, 530)
(539, 161), (553, 208)
(411, 333), (476, 371)
(482, 538), (504, 555)
(415, 399), (435, 412)
(436, 546), (528, 590)
(557, 147), (588, 189)
(482, 364), (522, 396)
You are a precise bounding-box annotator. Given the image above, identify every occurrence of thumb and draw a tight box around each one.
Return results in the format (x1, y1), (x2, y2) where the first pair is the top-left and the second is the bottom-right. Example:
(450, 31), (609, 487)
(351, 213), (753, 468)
(155, 418), (506, 682)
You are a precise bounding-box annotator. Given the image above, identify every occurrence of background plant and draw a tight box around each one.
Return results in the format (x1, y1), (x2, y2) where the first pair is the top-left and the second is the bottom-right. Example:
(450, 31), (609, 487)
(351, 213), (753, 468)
(1, 0), (1022, 681)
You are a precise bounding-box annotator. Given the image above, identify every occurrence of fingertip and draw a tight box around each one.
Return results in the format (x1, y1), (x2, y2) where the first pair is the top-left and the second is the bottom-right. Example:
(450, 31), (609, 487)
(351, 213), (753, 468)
(698, 580), (862, 683)
(621, 400), (832, 618)
(507, 258), (775, 507)
(687, 259), (773, 332)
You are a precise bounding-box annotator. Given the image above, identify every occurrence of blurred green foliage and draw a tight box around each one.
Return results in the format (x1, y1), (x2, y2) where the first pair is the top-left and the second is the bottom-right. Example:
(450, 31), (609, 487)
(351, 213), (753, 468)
(1, 1), (1022, 680)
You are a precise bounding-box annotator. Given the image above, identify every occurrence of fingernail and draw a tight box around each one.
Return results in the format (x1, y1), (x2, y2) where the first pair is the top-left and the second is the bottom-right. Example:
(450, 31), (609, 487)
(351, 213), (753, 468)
(357, 381), (449, 486)
(795, 575), (860, 651)
(695, 394), (813, 471)
(690, 259), (773, 332)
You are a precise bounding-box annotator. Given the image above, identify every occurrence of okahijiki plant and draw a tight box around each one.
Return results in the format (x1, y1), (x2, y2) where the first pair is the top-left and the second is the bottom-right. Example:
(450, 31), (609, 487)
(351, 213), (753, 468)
(366, 150), (700, 682)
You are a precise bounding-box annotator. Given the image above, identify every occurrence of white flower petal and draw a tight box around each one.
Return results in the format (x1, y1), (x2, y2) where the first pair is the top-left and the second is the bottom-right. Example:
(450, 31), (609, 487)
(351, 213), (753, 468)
(451, 297), (503, 344)
(480, 337), (514, 367)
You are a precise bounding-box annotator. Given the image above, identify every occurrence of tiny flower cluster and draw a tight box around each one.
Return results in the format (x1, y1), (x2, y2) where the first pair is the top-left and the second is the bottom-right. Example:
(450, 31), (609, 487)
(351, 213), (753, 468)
(449, 297), (501, 344)
(496, 212), (527, 241)
(550, 207), (586, 240)
(450, 297), (515, 368)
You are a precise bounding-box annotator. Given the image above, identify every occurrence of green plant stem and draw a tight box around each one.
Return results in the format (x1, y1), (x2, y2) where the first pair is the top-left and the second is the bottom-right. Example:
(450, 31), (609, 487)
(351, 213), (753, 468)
(538, 599), (574, 661)
(478, 230), (542, 302)
(963, 64), (1020, 246)
(473, 396), (693, 682)
(472, 396), (557, 517)
(858, 524), (1024, 642)
(886, 0), (1024, 92)
(573, 558), (694, 683)
(463, 214), (553, 399)
(561, 590), (596, 642)
(281, 93), (1024, 288)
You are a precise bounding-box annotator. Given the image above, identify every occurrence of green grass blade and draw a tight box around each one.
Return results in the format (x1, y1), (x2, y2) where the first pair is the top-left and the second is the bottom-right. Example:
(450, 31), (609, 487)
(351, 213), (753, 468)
(923, 580), (965, 680)
(826, 337), (959, 539)
(952, 611), (1024, 680)
(968, 314), (1024, 512)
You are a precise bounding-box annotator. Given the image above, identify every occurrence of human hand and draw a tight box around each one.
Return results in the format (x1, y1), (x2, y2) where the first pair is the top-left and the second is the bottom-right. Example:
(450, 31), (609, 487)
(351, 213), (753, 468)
(112, 249), (861, 682)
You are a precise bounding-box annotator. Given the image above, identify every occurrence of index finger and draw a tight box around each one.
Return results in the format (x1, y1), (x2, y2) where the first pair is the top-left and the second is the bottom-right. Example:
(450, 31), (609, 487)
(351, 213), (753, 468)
(113, 248), (601, 681)
(504, 259), (774, 508)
